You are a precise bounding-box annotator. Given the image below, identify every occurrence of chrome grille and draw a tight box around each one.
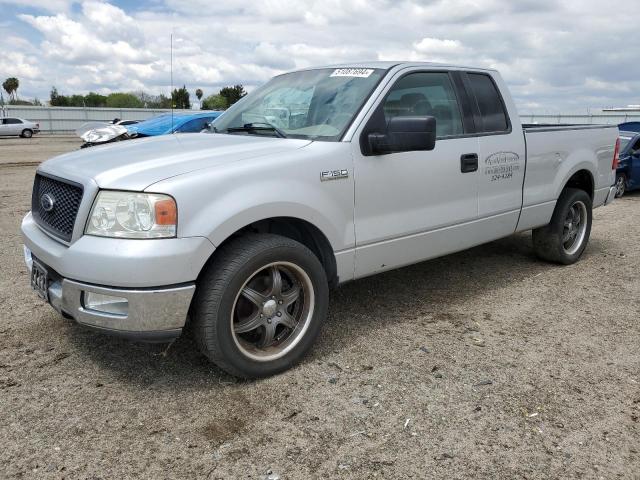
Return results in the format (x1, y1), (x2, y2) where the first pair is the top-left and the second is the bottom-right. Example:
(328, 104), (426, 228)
(32, 173), (83, 242)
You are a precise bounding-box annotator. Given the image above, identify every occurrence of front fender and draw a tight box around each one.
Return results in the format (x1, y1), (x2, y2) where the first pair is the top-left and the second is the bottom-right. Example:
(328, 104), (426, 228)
(201, 197), (346, 250)
(148, 142), (356, 253)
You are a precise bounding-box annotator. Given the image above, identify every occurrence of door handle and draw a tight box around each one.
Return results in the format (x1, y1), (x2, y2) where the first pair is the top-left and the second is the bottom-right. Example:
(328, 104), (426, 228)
(460, 153), (478, 173)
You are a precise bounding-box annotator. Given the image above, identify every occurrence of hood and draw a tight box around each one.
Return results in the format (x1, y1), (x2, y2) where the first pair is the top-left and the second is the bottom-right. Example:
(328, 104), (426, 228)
(39, 133), (311, 191)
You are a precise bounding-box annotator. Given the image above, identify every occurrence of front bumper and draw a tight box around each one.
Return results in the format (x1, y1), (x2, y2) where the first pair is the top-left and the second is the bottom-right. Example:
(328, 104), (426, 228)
(21, 212), (214, 341)
(25, 248), (195, 342)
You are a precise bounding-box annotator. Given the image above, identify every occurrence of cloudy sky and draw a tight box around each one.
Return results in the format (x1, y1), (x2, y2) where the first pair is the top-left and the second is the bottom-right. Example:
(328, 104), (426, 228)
(0, 0), (636, 112)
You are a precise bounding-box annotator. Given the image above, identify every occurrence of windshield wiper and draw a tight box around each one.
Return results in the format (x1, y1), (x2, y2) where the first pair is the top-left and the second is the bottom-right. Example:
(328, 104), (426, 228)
(224, 122), (287, 138)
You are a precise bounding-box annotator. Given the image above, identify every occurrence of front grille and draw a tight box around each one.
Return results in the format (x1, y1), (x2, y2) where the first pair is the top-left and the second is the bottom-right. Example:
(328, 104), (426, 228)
(32, 173), (83, 242)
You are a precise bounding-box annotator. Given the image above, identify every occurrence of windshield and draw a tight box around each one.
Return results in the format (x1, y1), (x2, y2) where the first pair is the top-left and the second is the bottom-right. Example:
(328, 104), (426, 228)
(211, 68), (386, 141)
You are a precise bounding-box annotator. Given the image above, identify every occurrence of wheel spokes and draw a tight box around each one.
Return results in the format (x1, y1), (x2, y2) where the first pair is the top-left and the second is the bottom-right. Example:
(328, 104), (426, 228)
(234, 311), (264, 334)
(278, 311), (297, 330)
(259, 321), (277, 348)
(241, 286), (266, 308)
(563, 206), (581, 244)
(281, 285), (301, 307)
(269, 266), (282, 297)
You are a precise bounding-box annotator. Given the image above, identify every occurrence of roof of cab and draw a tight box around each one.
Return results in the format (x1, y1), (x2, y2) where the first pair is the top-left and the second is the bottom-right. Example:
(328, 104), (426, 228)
(289, 61), (496, 73)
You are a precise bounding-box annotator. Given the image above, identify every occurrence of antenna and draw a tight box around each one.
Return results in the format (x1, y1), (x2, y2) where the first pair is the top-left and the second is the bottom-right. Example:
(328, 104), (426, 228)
(170, 32), (174, 133)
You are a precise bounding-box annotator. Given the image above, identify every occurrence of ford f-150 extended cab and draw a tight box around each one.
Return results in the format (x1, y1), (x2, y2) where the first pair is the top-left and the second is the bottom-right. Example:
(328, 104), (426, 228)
(21, 62), (619, 378)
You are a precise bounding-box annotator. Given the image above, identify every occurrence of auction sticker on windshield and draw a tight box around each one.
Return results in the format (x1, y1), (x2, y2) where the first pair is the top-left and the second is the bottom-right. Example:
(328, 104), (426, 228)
(330, 68), (374, 78)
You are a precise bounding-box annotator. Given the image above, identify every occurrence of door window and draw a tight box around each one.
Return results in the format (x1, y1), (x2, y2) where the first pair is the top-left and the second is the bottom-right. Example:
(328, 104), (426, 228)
(466, 73), (509, 133)
(3, 118), (22, 124)
(382, 72), (464, 138)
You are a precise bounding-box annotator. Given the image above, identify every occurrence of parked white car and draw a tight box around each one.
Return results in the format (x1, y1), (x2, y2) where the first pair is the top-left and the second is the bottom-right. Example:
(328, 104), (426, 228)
(22, 62), (618, 378)
(0, 117), (40, 137)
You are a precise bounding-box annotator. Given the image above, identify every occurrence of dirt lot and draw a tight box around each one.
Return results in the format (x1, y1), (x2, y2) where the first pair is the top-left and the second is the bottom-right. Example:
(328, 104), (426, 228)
(1, 136), (638, 479)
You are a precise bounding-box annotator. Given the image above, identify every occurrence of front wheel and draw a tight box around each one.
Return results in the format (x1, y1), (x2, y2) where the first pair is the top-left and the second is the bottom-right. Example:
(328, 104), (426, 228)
(21, 129), (33, 138)
(532, 188), (592, 265)
(192, 234), (328, 378)
(615, 174), (626, 198)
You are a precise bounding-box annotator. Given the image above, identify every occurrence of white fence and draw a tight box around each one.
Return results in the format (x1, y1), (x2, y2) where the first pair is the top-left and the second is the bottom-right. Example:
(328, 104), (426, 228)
(1, 105), (192, 134)
(2, 105), (640, 134)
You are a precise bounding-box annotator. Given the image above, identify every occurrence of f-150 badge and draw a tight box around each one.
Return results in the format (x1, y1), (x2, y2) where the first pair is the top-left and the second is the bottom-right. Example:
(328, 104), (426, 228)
(320, 169), (349, 181)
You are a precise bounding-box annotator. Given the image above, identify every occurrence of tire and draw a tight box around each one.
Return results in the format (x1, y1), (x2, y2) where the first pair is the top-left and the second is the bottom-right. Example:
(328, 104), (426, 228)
(192, 234), (329, 378)
(532, 188), (592, 265)
(615, 173), (626, 198)
(21, 129), (33, 138)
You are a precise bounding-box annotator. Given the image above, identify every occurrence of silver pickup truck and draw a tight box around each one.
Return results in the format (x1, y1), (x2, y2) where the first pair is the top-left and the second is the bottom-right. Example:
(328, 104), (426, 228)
(22, 62), (618, 378)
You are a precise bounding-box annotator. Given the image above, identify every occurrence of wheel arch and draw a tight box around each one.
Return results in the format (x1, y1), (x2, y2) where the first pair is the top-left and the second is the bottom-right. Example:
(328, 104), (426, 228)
(201, 216), (339, 288)
(560, 167), (594, 199)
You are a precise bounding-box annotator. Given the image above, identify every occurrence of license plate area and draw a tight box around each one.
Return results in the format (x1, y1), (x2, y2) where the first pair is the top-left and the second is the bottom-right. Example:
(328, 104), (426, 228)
(30, 259), (49, 302)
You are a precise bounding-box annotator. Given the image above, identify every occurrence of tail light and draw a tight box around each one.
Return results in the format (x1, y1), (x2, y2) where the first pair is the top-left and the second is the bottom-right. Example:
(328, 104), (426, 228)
(612, 137), (620, 170)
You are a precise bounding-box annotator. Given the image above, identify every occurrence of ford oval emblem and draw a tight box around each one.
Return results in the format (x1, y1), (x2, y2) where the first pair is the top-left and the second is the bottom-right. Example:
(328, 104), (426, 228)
(40, 193), (55, 212)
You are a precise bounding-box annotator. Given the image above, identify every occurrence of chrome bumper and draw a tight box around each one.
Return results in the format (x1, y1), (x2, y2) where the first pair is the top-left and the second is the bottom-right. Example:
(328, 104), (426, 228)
(25, 249), (195, 342)
(604, 185), (616, 206)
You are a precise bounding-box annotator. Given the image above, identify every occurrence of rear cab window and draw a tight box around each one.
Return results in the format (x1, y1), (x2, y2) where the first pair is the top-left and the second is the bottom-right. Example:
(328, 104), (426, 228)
(465, 73), (510, 134)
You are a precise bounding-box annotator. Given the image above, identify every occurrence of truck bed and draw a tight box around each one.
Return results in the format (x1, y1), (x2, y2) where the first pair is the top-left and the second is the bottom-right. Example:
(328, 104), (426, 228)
(516, 123), (618, 232)
(522, 123), (619, 132)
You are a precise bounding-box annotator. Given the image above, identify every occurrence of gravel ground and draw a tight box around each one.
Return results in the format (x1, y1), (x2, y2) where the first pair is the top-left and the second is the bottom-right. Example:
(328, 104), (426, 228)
(1, 136), (639, 479)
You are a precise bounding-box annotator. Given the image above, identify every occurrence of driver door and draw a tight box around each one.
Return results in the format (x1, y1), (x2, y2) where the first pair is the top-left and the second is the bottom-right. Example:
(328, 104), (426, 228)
(352, 70), (480, 278)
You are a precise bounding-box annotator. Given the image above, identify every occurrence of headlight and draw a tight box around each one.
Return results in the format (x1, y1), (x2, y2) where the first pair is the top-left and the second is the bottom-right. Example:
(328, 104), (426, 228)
(86, 191), (177, 239)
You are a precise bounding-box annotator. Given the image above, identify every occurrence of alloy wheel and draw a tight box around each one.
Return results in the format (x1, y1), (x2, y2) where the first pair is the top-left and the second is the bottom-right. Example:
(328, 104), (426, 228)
(230, 262), (314, 362)
(562, 200), (588, 255)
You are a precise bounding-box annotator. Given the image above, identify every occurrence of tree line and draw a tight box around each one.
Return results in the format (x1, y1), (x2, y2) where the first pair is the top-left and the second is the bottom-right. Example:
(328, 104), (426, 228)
(2, 76), (246, 110)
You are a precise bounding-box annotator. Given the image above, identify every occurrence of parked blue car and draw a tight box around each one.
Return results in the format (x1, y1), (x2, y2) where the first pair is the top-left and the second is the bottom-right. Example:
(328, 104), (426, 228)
(127, 111), (223, 137)
(615, 127), (640, 197)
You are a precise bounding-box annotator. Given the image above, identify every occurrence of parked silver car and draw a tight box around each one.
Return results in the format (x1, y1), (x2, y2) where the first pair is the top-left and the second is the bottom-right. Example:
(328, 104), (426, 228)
(0, 117), (40, 137)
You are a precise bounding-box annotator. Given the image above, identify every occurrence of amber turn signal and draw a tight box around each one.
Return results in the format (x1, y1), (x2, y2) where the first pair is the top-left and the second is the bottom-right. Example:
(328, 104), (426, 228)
(155, 198), (177, 225)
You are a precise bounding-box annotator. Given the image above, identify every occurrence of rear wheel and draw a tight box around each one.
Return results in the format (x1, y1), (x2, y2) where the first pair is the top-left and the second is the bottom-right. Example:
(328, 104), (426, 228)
(21, 129), (33, 138)
(532, 188), (592, 265)
(192, 234), (328, 378)
(615, 173), (626, 198)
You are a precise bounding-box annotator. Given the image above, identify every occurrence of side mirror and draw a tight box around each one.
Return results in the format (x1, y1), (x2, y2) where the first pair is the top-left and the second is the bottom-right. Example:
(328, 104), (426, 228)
(368, 116), (436, 155)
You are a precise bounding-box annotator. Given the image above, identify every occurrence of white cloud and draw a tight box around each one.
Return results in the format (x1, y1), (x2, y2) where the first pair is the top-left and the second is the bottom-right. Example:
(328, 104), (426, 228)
(0, 51), (40, 79)
(0, 0), (76, 13)
(414, 38), (468, 56)
(1, 0), (639, 111)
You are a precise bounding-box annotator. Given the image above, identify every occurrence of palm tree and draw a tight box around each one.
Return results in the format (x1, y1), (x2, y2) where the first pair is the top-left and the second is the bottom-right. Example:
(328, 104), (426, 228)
(2, 77), (19, 101)
(195, 88), (203, 101)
